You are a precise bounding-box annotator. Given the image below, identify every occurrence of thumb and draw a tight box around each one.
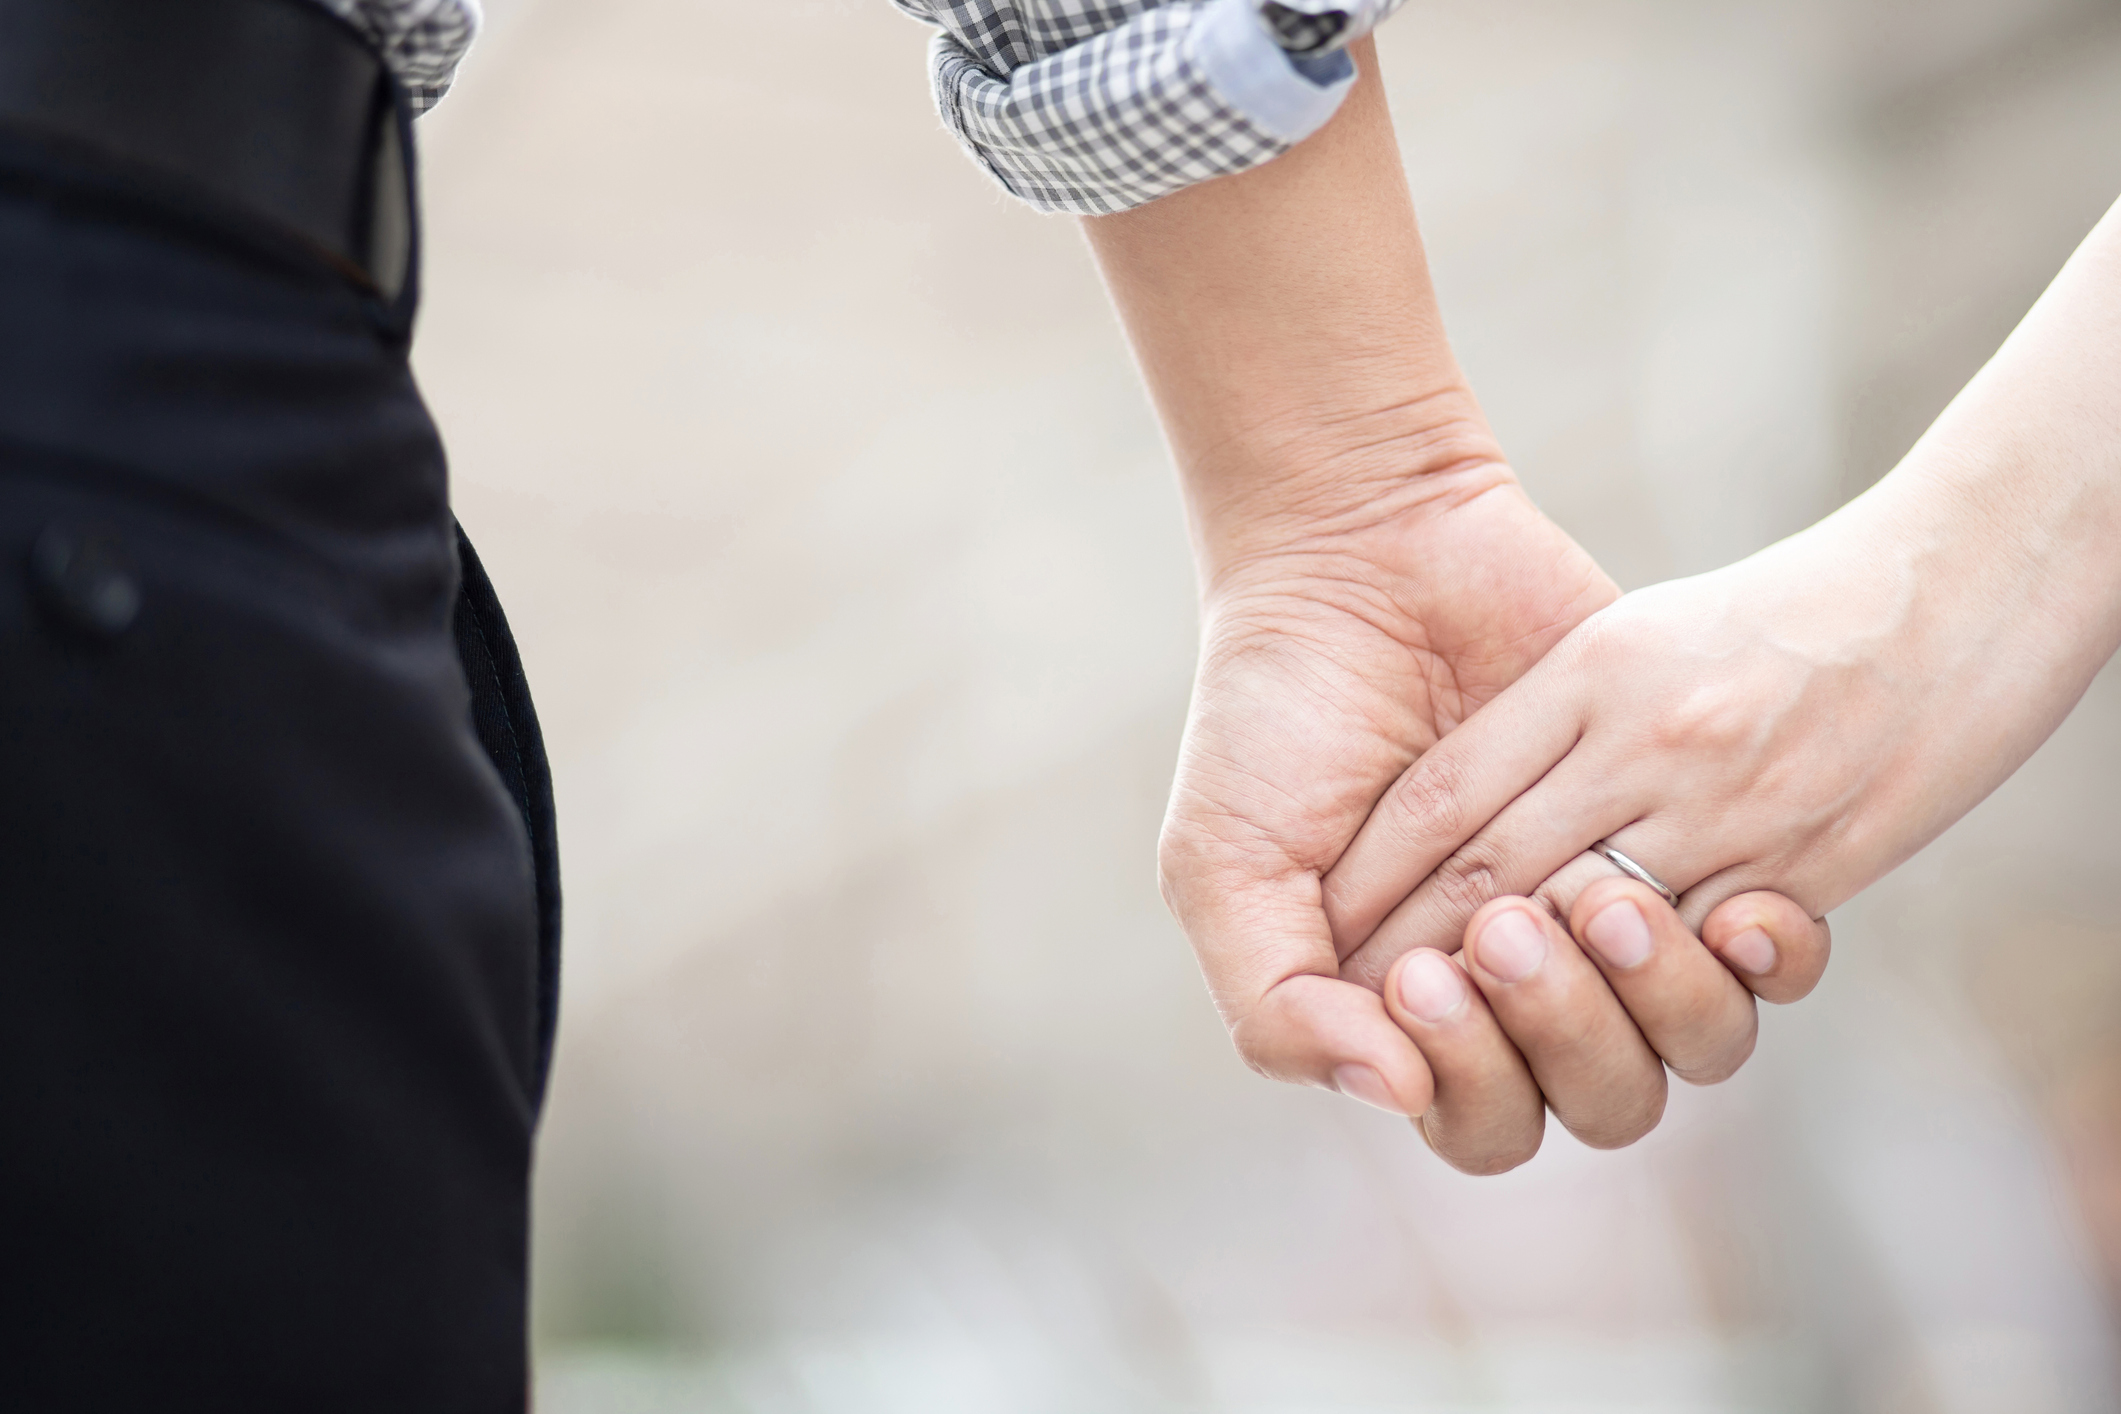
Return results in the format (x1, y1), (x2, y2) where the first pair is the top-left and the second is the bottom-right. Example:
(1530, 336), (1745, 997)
(1164, 830), (1434, 1115)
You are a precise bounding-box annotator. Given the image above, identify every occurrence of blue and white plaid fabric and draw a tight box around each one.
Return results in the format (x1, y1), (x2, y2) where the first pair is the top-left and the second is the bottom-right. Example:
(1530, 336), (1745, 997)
(307, 0), (1407, 206)
(894, 0), (1406, 215)
(309, 0), (480, 114)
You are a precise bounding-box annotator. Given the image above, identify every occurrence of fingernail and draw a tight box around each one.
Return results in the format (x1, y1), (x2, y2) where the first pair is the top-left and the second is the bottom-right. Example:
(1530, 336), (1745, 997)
(1584, 899), (1654, 970)
(1722, 926), (1777, 975)
(1476, 908), (1548, 983)
(1332, 1063), (1401, 1115)
(1398, 950), (1468, 1022)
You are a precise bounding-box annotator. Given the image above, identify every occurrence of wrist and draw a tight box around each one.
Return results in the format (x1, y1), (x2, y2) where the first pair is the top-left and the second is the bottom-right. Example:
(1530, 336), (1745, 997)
(1196, 469), (1618, 690)
(1848, 200), (2121, 666)
(1181, 393), (1516, 592)
(1845, 429), (2121, 673)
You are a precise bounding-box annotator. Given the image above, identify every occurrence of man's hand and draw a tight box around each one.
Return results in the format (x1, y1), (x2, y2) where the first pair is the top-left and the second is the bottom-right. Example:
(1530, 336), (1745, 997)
(1160, 464), (1614, 1113)
(1086, 38), (1826, 1171)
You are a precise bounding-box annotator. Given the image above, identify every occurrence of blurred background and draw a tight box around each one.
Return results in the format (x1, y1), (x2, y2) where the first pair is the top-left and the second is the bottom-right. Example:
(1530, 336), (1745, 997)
(410, 1), (2121, 1409)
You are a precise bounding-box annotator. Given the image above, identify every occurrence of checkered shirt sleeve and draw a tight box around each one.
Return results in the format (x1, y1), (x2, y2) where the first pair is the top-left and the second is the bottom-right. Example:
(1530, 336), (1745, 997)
(309, 0), (481, 115)
(894, 0), (1406, 215)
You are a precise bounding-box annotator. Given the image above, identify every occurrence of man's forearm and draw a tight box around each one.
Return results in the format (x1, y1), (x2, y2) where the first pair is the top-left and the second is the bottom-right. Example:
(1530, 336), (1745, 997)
(1081, 39), (1506, 581)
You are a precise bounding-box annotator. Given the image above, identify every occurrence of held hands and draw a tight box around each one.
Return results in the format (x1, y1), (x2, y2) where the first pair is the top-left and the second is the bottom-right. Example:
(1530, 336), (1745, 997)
(1159, 457), (1829, 1172)
(1105, 19), (2119, 1171)
(1090, 39), (1885, 1173)
(1320, 510), (1961, 972)
(1260, 193), (2121, 1171)
(1306, 489), (2076, 1174)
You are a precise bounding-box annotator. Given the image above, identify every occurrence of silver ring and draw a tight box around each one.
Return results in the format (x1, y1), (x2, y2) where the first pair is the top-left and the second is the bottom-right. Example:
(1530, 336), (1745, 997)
(1589, 840), (1680, 909)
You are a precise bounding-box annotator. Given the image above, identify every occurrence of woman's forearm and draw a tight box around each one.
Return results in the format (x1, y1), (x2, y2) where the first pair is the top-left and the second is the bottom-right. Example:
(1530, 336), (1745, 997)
(1861, 196), (2121, 680)
(1080, 39), (1507, 581)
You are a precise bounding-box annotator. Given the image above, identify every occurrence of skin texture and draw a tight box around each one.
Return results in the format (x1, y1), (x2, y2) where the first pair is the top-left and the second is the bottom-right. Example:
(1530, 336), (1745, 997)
(1382, 882), (1821, 1169)
(1326, 196), (2121, 985)
(1083, 42), (1828, 1170)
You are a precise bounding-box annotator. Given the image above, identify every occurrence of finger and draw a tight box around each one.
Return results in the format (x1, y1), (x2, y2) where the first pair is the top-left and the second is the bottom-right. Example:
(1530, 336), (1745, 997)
(1524, 847), (1632, 923)
(1543, 847), (1828, 1008)
(1460, 898), (1668, 1149)
(1320, 663), (1585, 954)
(1237, 972), (1438, 1117)
(1518, 818), (1713, 941)
(1543, 850), (1831, 1008)
(1700, 890), (1832, 1005)
(1382, 948), (1544, 1174)
(1163, 836), (1437, 1116)
(1339, 754), (1638, 989)
(1568, 877), (1758, 1086)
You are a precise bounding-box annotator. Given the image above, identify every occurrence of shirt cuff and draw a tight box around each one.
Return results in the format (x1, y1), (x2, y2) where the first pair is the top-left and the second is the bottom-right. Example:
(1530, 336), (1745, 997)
(1188, 0), (1357, 146)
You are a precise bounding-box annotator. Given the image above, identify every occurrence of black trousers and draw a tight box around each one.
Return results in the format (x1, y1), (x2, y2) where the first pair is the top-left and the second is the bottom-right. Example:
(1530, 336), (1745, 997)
(0, 116), (554, 1408)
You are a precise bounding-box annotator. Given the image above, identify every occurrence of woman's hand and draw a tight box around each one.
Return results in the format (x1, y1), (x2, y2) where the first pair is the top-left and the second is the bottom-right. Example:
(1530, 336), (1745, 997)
(1323, 494), (2112, 974)
(1324, 196), (2121, 979)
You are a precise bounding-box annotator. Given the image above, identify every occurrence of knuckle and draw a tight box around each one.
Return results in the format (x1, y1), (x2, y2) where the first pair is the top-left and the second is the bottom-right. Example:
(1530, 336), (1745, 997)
(1559, 607), (1623, 665)
(1225, 1012), (1280, 1082)
(1785, 912), (1832, 979)
(1386, 751), (1473, 846)
(1671, 979), (1743, 1034)
(1563, 1081), (1669, 1151)
(1670, 1024), (1759, 1087)
(1563, 602), (1654, 676)
(1425, 846), (1511, 923)
(1429, 1126), (1542, 1177)
(1154, 809), (1206, 895)
(1154, 832), (1194, 919)
(1648, 984), (1760, 1085)
(1657, 989), (1760, 1084)
(1532, 872), (1589, 926)
(1154, 812), (1273, 926)
(1518, 991), (1606, 1058)
(1651, 679), (1755, 754)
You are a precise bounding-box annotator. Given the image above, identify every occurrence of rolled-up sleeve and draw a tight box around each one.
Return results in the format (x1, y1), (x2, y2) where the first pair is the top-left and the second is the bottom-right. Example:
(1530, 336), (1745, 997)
(895, 0), (1403, 216)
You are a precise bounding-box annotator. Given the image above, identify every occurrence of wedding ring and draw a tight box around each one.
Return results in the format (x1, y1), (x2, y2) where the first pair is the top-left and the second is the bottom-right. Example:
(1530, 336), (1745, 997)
(1589, 840), (1681, 909)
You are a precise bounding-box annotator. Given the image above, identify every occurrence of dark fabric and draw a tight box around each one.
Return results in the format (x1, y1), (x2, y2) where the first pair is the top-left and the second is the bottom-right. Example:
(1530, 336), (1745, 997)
(0, 0), (388, 280)
(452, 524), (562, 1108)
(0, 114), (538, 1410)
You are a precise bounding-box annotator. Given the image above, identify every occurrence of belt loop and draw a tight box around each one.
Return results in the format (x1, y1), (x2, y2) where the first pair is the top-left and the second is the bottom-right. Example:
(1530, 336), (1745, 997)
(359, 74), (421, 342)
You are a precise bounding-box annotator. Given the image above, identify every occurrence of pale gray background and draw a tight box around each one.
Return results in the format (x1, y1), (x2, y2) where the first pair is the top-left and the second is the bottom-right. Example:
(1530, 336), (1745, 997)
(411, 2), (2121, 1409)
